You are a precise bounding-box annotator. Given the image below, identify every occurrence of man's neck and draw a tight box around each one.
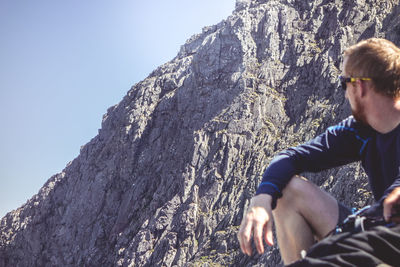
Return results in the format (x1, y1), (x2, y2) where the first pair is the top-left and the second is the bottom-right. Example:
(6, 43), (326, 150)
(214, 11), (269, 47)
(368, 96), (400, 134)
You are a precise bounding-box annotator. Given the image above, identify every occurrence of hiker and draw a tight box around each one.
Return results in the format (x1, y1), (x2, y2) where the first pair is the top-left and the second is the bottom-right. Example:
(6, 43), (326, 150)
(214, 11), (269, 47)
(237, 38), (400, 266)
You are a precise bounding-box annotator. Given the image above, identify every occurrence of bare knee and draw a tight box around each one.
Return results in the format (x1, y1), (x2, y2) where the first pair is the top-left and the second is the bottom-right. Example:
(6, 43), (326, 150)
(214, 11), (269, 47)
(273, 175), (339, 239)
(275, 175), (309, 210)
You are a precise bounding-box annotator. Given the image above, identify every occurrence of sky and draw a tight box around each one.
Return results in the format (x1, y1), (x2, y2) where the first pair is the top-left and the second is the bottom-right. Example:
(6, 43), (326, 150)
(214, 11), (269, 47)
(0, 0), (236, 219)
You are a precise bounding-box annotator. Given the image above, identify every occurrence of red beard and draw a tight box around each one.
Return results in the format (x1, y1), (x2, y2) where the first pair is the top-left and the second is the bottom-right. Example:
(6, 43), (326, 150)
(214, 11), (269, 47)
(351, 96), (369, 126)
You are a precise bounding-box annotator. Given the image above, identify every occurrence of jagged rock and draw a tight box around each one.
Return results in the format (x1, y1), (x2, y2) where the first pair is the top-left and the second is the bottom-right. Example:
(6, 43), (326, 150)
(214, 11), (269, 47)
(1, 0), (400, 266)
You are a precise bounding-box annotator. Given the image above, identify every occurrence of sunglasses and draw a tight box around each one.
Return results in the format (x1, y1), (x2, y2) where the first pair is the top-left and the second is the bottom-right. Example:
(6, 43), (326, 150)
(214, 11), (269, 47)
(339, 76), (372, 91)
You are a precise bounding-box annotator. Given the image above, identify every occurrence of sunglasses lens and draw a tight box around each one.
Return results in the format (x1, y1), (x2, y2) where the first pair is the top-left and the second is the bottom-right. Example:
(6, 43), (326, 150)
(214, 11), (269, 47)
(341, 81), (347, 91)
(339, 76), (347, 91)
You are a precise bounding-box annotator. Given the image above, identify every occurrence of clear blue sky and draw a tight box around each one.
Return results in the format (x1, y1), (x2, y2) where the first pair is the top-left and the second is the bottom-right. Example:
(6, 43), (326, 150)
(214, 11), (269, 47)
(0, 0), (235, 218)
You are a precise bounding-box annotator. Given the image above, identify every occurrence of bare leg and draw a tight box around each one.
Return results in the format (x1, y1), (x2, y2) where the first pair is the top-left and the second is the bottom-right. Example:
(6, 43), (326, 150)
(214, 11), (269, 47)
(272, 176), (339, 265)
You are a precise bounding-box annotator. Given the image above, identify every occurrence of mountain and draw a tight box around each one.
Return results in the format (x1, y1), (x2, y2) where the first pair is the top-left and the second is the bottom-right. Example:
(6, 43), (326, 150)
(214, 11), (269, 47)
(2, 0), (400, 266)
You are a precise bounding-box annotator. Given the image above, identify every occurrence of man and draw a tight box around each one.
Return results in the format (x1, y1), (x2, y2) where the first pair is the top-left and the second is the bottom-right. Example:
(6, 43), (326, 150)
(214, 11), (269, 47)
(237, 38), (400, 265)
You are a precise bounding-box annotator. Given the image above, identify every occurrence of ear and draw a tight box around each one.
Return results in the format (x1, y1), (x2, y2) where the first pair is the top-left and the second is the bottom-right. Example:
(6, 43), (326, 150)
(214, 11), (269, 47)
(357, 80), (368, 98)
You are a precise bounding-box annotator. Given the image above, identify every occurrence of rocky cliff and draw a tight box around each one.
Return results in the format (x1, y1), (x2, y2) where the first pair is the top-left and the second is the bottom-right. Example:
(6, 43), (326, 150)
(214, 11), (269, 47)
(2, 0), (400, 266)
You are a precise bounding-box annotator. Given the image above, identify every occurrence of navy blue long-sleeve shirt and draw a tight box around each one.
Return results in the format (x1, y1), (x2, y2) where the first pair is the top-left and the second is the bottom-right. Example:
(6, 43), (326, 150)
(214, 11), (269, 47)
(256, 116), (400, 209)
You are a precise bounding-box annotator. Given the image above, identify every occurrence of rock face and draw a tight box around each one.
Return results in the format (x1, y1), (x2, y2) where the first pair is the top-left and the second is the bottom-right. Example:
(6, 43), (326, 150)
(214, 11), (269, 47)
(2, 0), (400, 266)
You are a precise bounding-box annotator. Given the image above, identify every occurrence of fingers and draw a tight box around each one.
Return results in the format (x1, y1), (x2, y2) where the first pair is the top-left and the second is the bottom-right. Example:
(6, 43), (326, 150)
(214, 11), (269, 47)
(238, 194), (274, 256)
(239, 215), (272, 256)
(264, 217), (274, 246)
(383, 201), (393, 222)
(238, 212), (273, 255)
(254, 218), (265, 254)
(238, 214), (253, 256)
(384, 187), (400, 222)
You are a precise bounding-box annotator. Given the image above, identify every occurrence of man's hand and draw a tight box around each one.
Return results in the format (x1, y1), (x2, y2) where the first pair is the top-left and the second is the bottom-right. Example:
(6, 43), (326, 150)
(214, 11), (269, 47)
(383, 187), (400, 223)
(238, 194), (274, 256)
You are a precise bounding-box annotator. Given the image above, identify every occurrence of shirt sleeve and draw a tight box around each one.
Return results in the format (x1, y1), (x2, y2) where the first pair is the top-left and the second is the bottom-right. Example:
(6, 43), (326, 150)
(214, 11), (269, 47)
(256, 117), (370, 208)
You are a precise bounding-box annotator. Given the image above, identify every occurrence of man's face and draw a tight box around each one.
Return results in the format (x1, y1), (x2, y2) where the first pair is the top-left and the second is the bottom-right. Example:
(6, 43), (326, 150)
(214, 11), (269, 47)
(342, 57), (369, 125)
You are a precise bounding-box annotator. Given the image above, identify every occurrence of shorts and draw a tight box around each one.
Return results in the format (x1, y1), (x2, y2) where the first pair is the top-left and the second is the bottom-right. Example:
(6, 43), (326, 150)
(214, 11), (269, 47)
(287, 224), (400, 267)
